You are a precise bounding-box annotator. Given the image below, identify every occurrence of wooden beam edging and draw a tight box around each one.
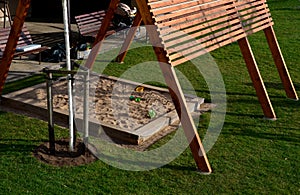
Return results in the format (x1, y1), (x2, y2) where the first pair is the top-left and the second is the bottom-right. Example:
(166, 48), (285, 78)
(238, 37), (276, 120)
(0, 0), (31, 95)
(263, 26), (298, 101)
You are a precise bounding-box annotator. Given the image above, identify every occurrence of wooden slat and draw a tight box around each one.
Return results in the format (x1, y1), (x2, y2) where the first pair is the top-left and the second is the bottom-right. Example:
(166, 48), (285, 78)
(244, 21), (273, 36)
(146, 0), (274, 67)
(75, 10), (115, 38)
(169, 28), (245, 63)
(157, 5), (238, 34)
(0, 26), (33, 51)
(149, 0), (200, 9)
(167, 23), (244, 58)
(0, 25), (49, 64)
(171, 33), (246, 66)
(154, 0), (234, 23)
(151, 0), (229, 16)
(163, 17), (241, 46)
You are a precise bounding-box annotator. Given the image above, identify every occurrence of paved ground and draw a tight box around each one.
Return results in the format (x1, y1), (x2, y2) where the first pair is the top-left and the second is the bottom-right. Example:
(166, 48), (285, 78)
(5, 21), (148, 83)
(6, 21), (74, 83)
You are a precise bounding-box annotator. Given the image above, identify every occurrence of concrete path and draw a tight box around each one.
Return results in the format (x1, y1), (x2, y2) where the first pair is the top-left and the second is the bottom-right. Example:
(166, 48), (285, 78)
(5, 21), (148, 83)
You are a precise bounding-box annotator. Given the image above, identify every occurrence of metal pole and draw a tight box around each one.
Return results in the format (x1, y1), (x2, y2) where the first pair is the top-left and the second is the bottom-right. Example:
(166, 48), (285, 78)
(83, 69), (90, 144)
(67, 0), (72, 45)
(62, 0), (75, 151)
(46, 71), (55, 154)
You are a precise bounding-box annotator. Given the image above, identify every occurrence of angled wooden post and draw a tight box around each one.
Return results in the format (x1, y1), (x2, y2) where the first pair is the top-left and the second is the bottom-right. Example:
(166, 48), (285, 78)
(85, 0), (120, 69)
(263, 26), (298, 100)
(0, 0), (31, 95)
(238, 37), (276, 119)
(136, 0), (212, 173)
(115, 11), (142, 63)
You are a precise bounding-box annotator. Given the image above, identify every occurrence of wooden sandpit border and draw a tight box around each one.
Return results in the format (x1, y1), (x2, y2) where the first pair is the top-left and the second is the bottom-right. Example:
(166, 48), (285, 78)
(2, 73), (204, 145)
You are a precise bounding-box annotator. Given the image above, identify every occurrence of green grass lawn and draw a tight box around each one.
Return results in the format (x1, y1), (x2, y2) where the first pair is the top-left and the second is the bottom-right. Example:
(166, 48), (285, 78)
(1, 0), (300, 194)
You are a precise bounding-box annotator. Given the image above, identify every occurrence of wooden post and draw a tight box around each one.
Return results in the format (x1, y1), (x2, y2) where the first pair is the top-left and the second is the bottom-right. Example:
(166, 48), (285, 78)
(85, 0), (120, 69)
(238, 37), (276, 119)
(0, 0), (31, 95)
(136, 0), (212, 173)
(115, 11), (142, 63)
(264, 26), (298, 100)
(160, 64), (212, 173)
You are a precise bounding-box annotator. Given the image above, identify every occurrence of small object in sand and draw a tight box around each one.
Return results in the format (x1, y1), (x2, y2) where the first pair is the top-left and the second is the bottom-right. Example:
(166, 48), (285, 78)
(135, 97), (141, 102)
(148, 109), (156, 119)
(129, 95), (135, 101)
(135, 86), (144, 93)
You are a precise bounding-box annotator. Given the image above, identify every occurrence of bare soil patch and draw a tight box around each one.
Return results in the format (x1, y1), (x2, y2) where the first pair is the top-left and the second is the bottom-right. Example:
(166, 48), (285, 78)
(33, 139), (97, 167)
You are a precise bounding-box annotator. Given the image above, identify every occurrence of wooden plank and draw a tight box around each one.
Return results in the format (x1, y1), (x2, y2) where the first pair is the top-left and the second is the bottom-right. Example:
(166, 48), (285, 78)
(244, 21), (273, 36)
(149, 0), (200, 9)
(164, 18), (242, 48)
(169, 30), (245, 65)
(157, 8), (238, 37)
(264, 26), (298, 100)
(0, 25), (49, 64)
(167, 25), (244, 60)
(238, 37), (276, 119)
(239, 9), (271, 23)
(151, 0), (233, 16)
(238, 4), (269, 17)
(75, 10), (114, 38)
(154, 1), (235, 23)
(237, 0), (269, 11)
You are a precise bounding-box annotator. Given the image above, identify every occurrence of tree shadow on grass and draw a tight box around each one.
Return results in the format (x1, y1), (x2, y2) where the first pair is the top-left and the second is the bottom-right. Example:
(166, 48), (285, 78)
(223, 122), (300, 144)
(0, 139), (46, 155)
(224, 112), (263, 119)
(244, 81), (300, 95)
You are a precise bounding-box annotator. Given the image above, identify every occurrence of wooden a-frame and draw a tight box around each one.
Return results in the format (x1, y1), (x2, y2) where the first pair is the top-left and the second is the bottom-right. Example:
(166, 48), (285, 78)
(0, 0), (298, 174)
(89, 0), (298, 119)
(84, 0), (298, 173)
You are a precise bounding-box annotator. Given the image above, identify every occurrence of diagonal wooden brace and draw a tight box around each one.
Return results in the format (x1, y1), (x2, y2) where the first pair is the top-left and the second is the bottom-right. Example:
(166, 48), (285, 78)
(159, 63), (212, 173)
(264, 26), (298, 101)
(85, 0), (120, 69)
(238, 37), (276, 120)
(116, 11), (142, 63)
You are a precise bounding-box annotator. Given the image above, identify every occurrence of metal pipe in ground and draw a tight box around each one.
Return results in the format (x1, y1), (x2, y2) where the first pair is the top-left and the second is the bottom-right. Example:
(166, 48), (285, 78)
(46, 71), (55, 154)
(83, 69), (90, 144)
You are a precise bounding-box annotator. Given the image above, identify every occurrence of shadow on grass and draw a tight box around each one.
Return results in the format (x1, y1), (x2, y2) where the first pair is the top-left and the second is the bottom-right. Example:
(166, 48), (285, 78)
(225, 112), (263, 119)
(163, 164), (197, 172)
(244, 81), (300, 93)
(223, 122), (300, 143)
(0, 139), (45, 154)
(244, 81), (287, 91)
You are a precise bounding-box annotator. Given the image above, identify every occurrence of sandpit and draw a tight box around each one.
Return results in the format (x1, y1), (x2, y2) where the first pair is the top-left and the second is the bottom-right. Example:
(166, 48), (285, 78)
(3, 73), (205, 145)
